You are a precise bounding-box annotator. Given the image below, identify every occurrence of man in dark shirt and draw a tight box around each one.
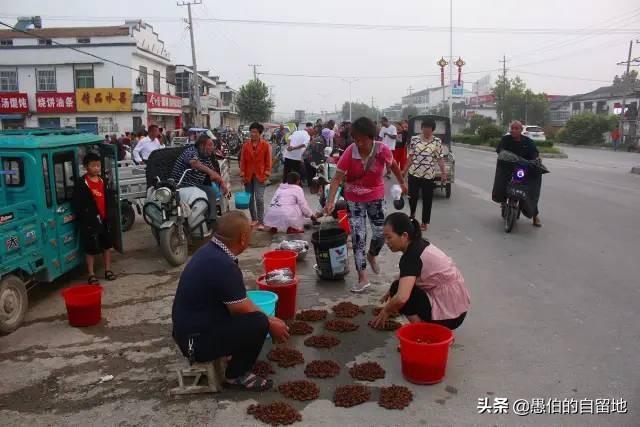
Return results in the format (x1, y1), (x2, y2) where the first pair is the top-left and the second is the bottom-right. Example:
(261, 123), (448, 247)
(171, 134), (228, 221)
(172, 211), (290, 391)
(494, 121), (543, 226)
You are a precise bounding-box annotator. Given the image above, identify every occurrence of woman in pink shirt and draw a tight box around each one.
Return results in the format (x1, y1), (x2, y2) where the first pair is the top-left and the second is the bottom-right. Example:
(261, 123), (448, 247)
(264, 172), (319, 234)
(325, 117), (407, 293)
(373, 212), (470, 329)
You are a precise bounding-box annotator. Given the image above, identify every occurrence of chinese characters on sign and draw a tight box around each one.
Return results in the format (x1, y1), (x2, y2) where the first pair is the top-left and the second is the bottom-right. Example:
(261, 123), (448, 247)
(477, 397), (628, 416)
(0, 93), (29, 113)
(75, 88), (132, 112)
(36, 92), (76, 113)
(146, 92), (182, 111)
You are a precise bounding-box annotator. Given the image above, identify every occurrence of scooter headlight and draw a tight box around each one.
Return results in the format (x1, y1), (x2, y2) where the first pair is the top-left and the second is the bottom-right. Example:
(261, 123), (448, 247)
(515, 168), (526, 179)
(153, 187), (173, 203)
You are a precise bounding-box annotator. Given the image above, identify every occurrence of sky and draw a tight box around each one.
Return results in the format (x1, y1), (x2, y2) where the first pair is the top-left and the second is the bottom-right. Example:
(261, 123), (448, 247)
(2, 0), (639, 118)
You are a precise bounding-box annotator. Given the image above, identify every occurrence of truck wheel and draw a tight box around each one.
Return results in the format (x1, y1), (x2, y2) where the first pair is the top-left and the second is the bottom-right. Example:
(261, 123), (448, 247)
(445, 183), (452, 199)
(0, 275), (28, 335)
(121, 202), (136, 232)
(159, 225), (188, 266)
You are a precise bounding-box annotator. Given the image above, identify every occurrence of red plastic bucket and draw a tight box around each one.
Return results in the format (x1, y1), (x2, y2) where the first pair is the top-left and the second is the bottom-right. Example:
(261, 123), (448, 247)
(256, 275), (298, 320)
(396, 323), (454, 384)
(61, 285), (103, 327)
(337, 209), (351, 235)
(263, 250), (297, 275)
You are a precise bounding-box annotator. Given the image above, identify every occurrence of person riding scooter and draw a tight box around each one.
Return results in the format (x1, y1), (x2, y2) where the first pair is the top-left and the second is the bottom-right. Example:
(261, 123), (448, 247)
(171, 134), (229, 224)
(492, 121), (543, 227)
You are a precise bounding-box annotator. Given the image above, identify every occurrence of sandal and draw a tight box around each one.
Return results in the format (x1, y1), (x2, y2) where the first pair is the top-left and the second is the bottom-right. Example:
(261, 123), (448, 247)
(88, 275), (100, 285)
(104, 270), (117, 281)
(223, 372), (273, 392)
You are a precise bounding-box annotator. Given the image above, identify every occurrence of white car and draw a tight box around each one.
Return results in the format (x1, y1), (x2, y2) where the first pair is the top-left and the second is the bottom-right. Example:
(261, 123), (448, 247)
(522, 125), (546, 142)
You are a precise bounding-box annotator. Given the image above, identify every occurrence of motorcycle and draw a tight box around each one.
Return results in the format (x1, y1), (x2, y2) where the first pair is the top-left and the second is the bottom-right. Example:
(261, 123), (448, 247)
(497, 150), (548, 233)
(142, 169), (216, 266)
(310, 146), (346, 218)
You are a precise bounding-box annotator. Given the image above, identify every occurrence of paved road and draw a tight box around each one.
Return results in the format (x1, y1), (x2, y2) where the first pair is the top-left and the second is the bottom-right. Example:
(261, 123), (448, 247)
(1, 146), (638, 426)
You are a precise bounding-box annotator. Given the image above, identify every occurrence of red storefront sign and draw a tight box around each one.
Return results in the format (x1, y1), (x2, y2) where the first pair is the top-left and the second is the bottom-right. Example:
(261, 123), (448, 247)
(36, 92), (76, 113)
(147, 92), (182, 111)
(470, 94), (496, 105)
(0, 93), (29, 113)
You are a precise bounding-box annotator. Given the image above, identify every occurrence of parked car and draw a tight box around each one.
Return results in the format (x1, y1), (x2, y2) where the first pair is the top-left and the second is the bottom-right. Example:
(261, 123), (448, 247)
(522, 125), (546, 142)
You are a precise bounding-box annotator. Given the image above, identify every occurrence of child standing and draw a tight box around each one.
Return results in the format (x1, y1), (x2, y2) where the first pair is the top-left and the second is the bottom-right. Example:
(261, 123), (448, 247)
(264, 172), (319, 234)
(72, 152), (117, 285)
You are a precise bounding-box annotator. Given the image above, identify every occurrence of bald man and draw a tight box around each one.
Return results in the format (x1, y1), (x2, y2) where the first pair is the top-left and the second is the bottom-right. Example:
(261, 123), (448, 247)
(172, 211), (290, 391)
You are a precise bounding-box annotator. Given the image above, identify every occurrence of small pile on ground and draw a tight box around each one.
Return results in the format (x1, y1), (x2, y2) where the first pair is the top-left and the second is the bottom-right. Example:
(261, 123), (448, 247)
(278, 380), (320, 401)
(332, 302), (364, 318)
(287, 320), (314, 335)
(368, 319), (402, 331)
(333, 384), (371, 407)
(378, 385), (413, 410)
(324, 319), (359, 332)
(247, 401), (302, 425)
(304, 360), (341, 378)
(304, 335), (341, 349)
(267, 347), (305, 368)
(252, 361), (275, 377)
(295, 309), (328, 322)
(349, 361), (386, 381)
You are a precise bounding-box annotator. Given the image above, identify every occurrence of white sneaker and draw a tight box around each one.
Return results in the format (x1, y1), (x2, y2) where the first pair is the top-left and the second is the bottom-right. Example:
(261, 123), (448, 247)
(350, 282), (371, 293)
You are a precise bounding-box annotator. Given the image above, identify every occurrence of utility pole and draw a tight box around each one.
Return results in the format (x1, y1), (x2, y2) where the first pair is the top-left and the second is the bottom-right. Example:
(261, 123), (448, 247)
(499, 55), (508, 126)
(248, 64), (261, 80)
(178, 0), (202, 127)
(617, 40), (634, 143)
(407, 86), (413, 96)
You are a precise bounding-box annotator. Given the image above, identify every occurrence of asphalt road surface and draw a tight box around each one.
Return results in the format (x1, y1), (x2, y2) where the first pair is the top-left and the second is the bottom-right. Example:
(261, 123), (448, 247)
(1, 145), (638, 426)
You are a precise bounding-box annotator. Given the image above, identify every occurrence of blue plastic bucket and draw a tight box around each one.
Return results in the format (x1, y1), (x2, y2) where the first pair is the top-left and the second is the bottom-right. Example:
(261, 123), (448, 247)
(247, 290), (278, 316)
(234, 191), (251, 209)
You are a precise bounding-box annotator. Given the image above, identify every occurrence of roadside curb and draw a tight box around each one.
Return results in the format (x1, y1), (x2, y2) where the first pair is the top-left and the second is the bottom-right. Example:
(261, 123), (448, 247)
(631, 166), (640, 175)
(452, 142), (569, 159)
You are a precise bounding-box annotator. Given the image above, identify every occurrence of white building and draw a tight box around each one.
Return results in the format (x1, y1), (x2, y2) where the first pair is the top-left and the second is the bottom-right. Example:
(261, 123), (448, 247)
(401, 84), (472, 113)
(0, 18), (181, 133)
(175, 65), (239, 130)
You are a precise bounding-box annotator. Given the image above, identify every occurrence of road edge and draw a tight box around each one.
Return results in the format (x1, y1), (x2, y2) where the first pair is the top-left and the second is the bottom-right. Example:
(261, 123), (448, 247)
(452, 142), (569, 159)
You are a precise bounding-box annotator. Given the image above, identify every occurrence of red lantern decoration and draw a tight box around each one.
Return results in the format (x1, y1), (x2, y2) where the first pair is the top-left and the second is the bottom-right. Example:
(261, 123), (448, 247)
(437, 57), (449, 87)
(454, 57), (466, 86)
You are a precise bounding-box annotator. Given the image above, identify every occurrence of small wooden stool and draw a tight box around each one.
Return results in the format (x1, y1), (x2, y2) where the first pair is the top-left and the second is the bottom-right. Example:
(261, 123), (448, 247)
(169, 356), (227, 396)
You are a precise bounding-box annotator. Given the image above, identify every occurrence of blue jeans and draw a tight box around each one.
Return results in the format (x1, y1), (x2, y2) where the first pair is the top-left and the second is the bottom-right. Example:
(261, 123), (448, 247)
(245, 177), (266, 223)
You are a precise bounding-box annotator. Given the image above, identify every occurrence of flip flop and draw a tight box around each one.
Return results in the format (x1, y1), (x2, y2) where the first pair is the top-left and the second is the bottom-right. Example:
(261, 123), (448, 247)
(223, 372), (273, 392)
(88, 275), (100, 285)
(104, 270), (117, 281)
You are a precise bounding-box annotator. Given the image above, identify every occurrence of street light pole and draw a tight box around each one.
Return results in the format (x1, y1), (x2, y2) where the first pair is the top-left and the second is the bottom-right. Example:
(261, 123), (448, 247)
(448, 0), (453, 120)
(342, 78), (358, 122)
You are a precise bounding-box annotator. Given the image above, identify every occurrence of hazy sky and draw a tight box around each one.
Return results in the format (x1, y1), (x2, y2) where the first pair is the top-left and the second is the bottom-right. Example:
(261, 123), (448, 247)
(2, 0), (639, 116)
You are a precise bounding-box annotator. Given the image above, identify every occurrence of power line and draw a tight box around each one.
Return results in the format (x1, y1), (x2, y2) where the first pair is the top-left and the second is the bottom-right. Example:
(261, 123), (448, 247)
(510, 69), (611, 83)
(258, 68), (501, 80)
(1, 14), (639, 35)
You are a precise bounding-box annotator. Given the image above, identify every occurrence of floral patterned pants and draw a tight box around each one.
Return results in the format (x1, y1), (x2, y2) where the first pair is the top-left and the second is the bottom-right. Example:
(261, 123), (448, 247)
(346, 199), (386, 272)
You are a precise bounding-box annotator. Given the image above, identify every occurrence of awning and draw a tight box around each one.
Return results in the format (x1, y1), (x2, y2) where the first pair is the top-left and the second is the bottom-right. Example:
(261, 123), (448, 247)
(148, 109), (181, 116)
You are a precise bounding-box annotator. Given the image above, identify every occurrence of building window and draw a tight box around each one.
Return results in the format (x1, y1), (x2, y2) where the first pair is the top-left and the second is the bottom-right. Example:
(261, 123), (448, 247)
(53, 151), (76, 204)
(153, 70), (161, 93)
(37, 69), (57, 92)
(2, 158), (24, 187)
(42, 154), (52, 208)
(0, 70), (18, 92)
(38, 117), (61, 128)
(0, 39), (13, 46)
(38, 38), (53, 45)
(583, 101), (593, 112)
(75, 68), (94, 89)
(176, 72), (190, 98)
(139, 66), (148, 92)
(76, 117), (98, 134)
(77, 38), (90, 44)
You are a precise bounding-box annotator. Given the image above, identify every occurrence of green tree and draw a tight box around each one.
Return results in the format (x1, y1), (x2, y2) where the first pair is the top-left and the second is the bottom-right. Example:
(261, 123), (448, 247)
(402, 105), (418, 119)
(468, 114), (494, 133)
(236, 79), (274, 123)
(341, 102), (380, 121)
(492, 76), (549, 126)
(558, 113), (618, 146)
(477, 124), (502, 141)
(613, 70), (638, 87)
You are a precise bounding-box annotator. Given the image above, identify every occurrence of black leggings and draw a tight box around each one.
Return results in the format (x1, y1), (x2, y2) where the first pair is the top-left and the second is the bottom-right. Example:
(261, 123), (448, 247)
(283, 158), (303, 181)
(175, 311), (269, 379)
(390, 280), (466, 330)
(408, 174), (435, 225)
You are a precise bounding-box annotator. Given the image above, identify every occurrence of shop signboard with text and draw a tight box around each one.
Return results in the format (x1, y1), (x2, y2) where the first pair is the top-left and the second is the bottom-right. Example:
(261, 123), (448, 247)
(75, 88), (132, 112)
(36, 92), (76, 113)
(0, 93), (28, 113)
(147, 92), (182, 112)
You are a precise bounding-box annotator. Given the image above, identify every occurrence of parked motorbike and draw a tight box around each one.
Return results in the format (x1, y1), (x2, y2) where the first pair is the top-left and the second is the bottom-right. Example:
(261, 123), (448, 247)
(310, 147), (346, 218)
(142, 169), (214, 266)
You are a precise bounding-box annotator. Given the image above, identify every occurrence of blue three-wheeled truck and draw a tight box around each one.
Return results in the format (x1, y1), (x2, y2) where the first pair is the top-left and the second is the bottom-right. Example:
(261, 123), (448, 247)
(0, 129), (122, 334)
